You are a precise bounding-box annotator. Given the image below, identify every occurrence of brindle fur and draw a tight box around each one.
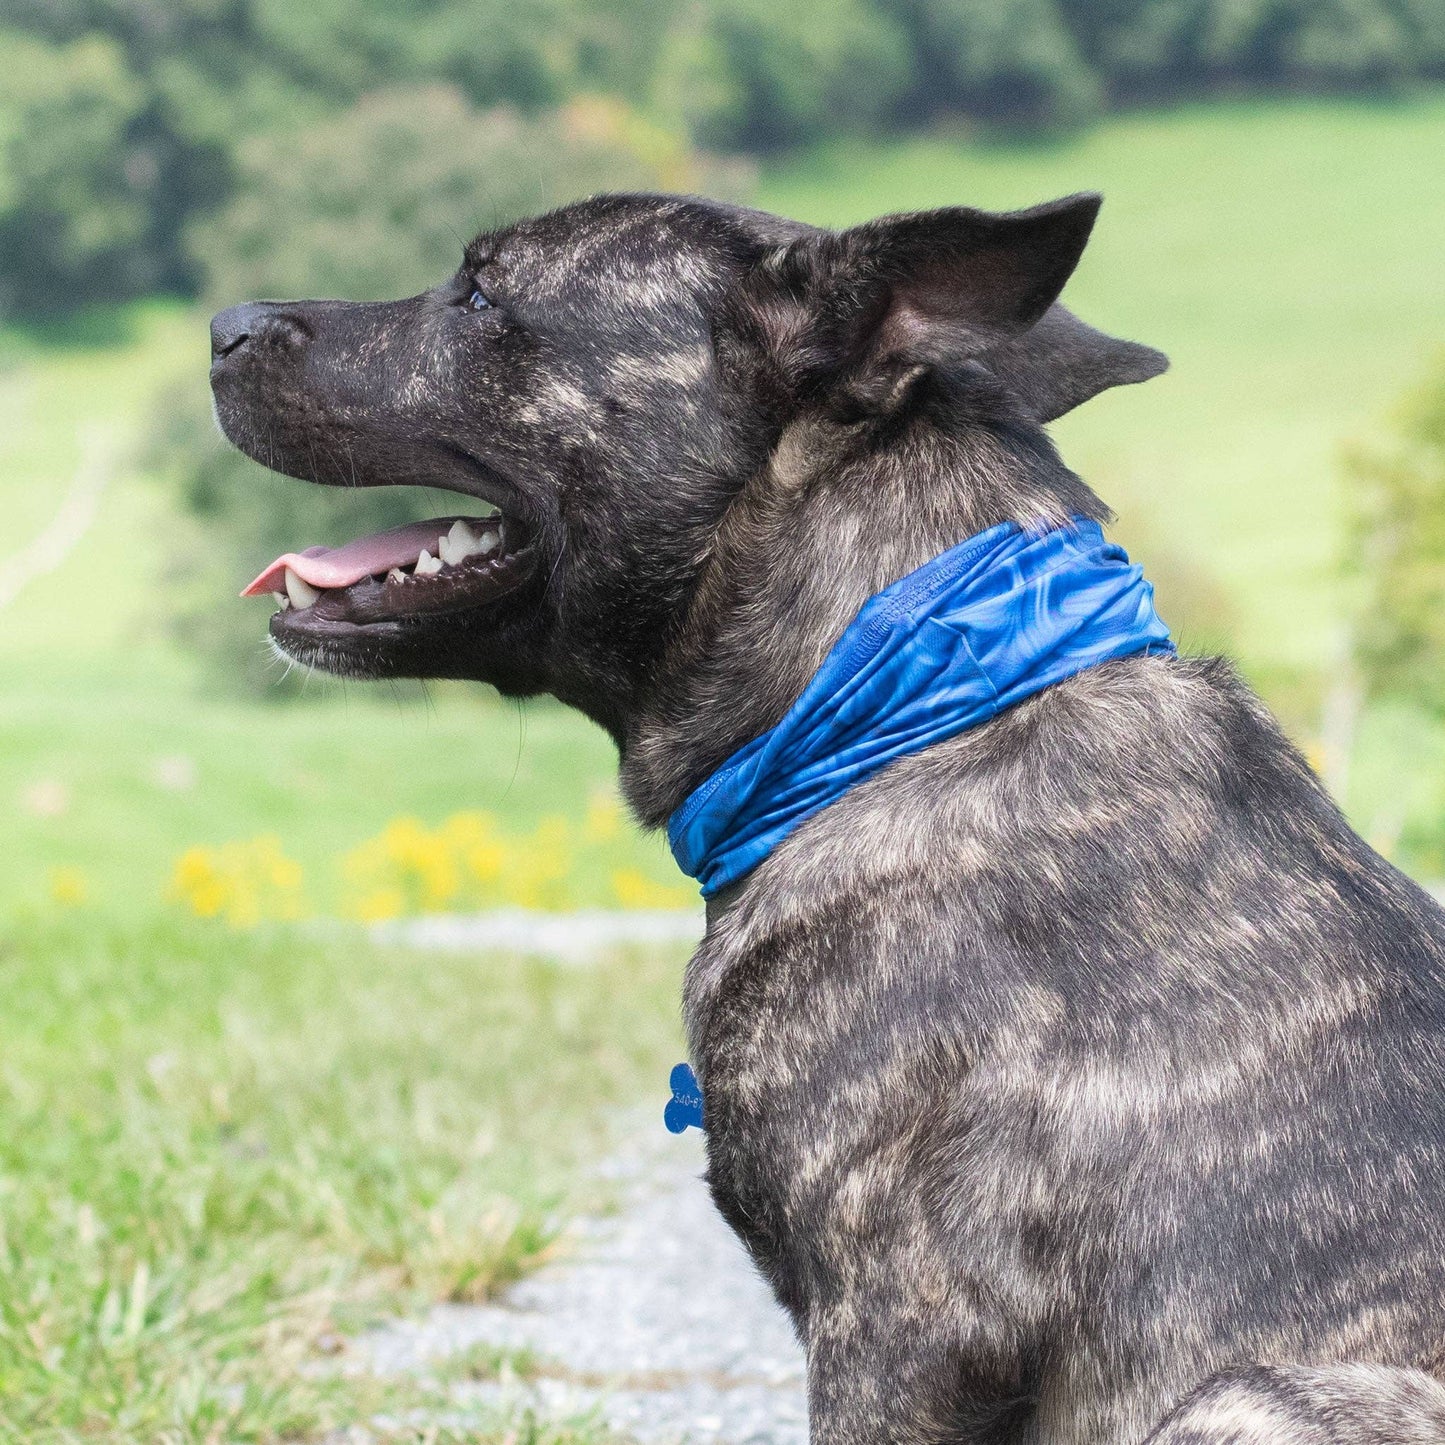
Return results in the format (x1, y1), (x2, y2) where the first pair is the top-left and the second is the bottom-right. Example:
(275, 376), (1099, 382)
(210, 192), (1445, 1443)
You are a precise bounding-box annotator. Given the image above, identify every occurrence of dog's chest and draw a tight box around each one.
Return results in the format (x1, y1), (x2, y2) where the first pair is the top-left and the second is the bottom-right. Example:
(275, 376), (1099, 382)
(684, 916), (1072, 1332)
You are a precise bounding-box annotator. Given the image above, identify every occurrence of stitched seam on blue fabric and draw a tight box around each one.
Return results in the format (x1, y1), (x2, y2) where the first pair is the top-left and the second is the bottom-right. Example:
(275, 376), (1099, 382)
(668, 754), (738, 844)
(845, 522), (1020, 664)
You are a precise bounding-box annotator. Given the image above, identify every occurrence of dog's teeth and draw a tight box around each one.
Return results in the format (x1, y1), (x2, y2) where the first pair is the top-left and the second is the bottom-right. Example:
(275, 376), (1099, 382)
(476, 531), (500, 556)
(284, 568), (320, 609)
(386, 567), (407, 585)
(440, 519), (480, 566)
(272, 591), (286, 606)
(415, 549), (443, 576)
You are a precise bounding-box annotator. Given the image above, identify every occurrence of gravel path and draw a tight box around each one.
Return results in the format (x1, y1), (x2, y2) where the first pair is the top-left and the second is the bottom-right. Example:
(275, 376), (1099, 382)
(356, 1128), (807, 1443)
(373, 909), (704, 966)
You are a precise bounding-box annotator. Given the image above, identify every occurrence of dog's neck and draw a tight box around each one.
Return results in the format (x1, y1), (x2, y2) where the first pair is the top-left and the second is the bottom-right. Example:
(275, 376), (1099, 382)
(619, 393), (1107, 830)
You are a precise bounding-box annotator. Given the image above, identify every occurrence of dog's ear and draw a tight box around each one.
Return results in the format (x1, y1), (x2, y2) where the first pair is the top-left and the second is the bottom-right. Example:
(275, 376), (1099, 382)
(752, 193), (1131, 416)
(977, 304), (1169, 423)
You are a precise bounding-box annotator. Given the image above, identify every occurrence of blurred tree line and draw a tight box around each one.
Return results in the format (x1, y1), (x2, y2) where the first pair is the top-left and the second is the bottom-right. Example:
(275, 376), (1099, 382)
(4, 0), (1445, 316)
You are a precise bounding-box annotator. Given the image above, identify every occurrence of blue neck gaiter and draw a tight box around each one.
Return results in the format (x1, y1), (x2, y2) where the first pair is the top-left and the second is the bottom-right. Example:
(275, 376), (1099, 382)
(667, 517), (1174, 898)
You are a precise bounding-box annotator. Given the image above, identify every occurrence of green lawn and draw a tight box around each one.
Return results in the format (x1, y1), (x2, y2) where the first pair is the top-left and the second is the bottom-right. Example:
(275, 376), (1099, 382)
(0, 665), (691, 923)
(0, 913), (685, 1441)
(0, 302), (199, 662)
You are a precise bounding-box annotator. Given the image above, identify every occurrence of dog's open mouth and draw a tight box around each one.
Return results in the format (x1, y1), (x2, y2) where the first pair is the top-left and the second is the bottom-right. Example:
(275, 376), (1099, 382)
(242, 509), (535, 629)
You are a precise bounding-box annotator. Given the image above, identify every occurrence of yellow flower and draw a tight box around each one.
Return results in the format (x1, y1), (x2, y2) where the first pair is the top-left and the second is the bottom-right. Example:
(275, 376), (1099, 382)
(582, 791), (624, 843)
(510, 816), (574, 911)
(342, 813), (496, 918)
(170, 847), (228, 919)
(442, 813), (507, 898)
(352, 887), (406, 924)
(48, 866), (90, 908)
(381, 817), (458, 909)
(167, 837), (307, 927)
(611, 867), (696, 911)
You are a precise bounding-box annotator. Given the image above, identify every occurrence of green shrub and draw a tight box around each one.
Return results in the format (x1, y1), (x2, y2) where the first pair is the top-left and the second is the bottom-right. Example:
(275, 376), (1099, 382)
(1344, 353), (1445, 716)
(0, 31), (152, 312)
(191, 85), (746, 303)
(893, 0), (1101, 129)
(1057, 0), (1445, 97)
(5, 1), (1445, 320)
(665, 0), (914, 150)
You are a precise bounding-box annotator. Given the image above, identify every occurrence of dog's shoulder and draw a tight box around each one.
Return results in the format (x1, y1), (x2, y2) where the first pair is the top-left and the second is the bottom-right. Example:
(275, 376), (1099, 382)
(687, 650), (1445, 1081)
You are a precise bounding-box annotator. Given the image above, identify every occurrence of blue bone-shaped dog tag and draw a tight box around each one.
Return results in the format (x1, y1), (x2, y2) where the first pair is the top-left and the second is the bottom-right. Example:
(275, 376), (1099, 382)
(663, 1062), (705, 1134)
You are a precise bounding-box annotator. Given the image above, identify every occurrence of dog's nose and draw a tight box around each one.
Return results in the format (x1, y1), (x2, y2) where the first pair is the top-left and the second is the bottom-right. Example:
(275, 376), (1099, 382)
(210, 301), (280, 362)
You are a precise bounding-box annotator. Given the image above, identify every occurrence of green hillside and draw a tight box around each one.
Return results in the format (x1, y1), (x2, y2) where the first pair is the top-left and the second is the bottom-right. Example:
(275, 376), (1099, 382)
(3, 98), (1445, 917)
(761, 97), (1445, 677)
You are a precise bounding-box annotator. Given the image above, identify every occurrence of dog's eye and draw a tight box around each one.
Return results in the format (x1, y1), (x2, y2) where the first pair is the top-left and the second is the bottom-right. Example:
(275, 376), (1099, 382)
(467, 288), (492, 311)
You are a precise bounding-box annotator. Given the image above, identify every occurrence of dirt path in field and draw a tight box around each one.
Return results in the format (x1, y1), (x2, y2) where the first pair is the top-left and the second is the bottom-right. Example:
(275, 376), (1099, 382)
(356, 1128), (807, 1443)
(0, 427), (112, 613)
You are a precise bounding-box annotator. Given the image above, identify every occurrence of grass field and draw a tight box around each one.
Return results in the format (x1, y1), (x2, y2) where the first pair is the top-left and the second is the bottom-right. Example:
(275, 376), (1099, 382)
(3, 96), (1445, 1437)
(0, 913), (684, 1440)
(0, 664), (689, 922)
(760, 96), (1445, 676)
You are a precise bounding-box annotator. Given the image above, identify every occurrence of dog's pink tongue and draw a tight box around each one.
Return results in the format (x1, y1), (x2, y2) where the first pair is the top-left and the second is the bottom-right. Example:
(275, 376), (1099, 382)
(241, 518), (463, 596)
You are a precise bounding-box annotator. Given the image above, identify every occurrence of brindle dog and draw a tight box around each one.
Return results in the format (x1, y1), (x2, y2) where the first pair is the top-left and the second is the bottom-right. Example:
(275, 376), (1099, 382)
(210, 193), (1445, 1444)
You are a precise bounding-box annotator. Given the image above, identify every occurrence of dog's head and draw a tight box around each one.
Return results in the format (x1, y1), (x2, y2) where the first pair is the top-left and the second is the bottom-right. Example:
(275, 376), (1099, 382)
(211, 192), (1164, 745)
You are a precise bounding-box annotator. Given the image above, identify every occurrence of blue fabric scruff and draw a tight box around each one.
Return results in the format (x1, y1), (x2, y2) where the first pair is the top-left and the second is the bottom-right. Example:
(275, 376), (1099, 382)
(667, 517), (1173, 898)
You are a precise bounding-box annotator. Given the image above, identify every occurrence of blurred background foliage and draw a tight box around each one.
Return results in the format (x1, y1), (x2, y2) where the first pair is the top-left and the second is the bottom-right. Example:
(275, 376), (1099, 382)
(189, 88), (750, 304)
(0, 0), (1441, 868)
(1346, 353), (1445, 719)
(4, 0), (1445, 316)
(2, 0), (1437, 693)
